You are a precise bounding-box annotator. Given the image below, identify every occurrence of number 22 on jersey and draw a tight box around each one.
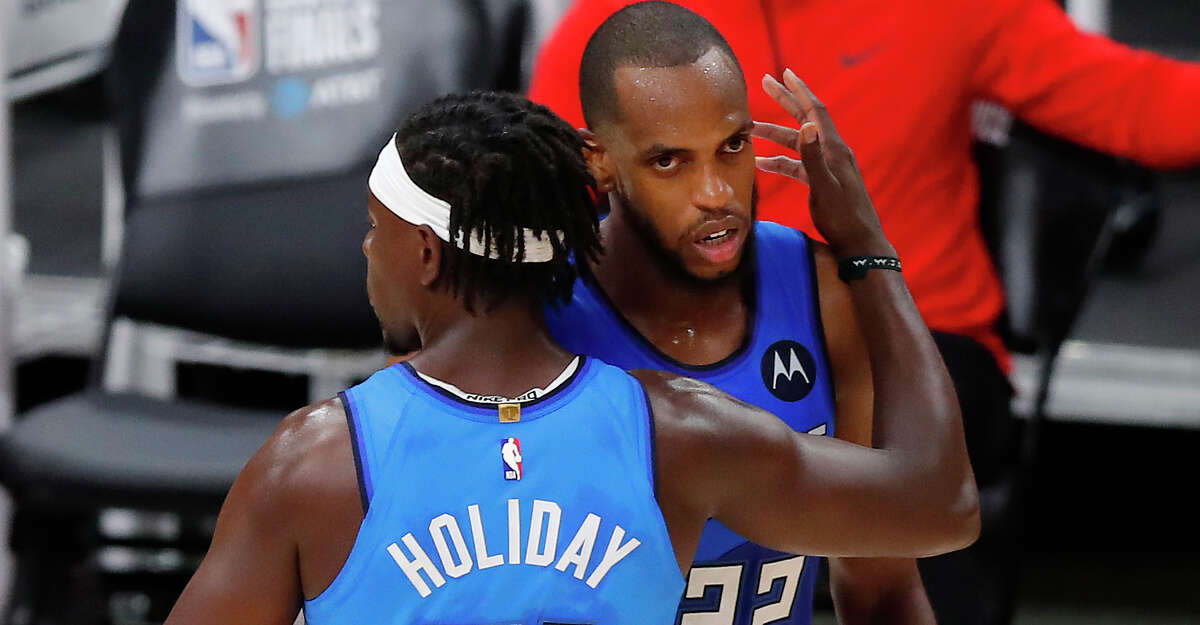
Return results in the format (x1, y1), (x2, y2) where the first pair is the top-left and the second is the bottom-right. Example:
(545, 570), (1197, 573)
(678, 555), (807, 625)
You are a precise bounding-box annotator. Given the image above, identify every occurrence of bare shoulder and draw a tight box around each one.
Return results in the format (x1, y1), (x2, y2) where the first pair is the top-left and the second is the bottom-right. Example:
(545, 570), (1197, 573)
(229, 397), (363, 597)
(810, 240), (835, 270)
(809, 239), (874, 445)
(629, 369), (760, 440)
(252, 398), (349, 480)
(164, 401), (358, 623)
(234, 397), (359, 523)
(628, 369), (793, 476)
(809, 239), (862, 356)
(809, 240), (852, 324)
(628, 369), (789, 545)
(628, 368), (819, 553)
(630, 369), (738, 415)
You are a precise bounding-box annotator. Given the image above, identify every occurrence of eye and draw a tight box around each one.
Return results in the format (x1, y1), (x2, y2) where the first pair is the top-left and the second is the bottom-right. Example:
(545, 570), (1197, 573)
(724, 137), (747, 154)
(652, 154), (680, 172)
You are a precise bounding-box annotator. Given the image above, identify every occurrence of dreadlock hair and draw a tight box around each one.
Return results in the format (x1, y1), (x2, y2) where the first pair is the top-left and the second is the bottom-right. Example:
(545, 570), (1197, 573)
(394, 90), (601, 314)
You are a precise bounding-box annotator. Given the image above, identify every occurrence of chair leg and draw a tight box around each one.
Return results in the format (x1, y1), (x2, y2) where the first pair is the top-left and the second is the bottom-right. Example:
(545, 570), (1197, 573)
(5, 508), (103, 625)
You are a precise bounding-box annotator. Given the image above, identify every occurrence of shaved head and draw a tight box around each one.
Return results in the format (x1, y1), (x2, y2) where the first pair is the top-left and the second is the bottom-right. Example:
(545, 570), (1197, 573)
(579, 1), (745, 130)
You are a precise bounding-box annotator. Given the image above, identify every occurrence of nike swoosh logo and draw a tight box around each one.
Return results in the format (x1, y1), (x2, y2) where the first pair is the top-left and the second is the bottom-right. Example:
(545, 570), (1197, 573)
(841, 45), (884, 67)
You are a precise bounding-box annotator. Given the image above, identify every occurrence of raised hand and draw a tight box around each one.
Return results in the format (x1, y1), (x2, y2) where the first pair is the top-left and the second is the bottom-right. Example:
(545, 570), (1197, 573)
(752, 69), (895, 258)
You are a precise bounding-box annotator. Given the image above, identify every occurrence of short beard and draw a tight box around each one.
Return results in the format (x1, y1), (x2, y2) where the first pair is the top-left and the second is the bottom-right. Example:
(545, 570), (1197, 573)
(618, 187), (758, 291)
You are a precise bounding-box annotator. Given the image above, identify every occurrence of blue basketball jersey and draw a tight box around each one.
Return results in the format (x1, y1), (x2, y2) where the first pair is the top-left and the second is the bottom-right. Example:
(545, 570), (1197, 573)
(545, 222), (837, 625)
(304, 357), (685, 625)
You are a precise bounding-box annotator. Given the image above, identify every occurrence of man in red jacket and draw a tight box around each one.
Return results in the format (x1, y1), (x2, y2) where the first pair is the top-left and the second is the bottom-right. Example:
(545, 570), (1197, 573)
(531, 0), (1200, 374)
(528, 1), (1200, 624)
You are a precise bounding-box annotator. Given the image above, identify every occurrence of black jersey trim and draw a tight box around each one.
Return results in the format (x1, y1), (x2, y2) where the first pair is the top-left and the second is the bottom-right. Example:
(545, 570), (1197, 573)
(804, 233), (838, 426)
(338, 391), (370, 515)
(576, 256), (759, 373)
(398, 356), (588, 411)
(637, 381), (661, 496)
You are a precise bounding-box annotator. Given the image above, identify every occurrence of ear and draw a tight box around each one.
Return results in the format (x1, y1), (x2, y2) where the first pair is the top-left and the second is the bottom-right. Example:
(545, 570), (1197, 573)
(579, 128), (617, 194)
(414, 225), (443, 288)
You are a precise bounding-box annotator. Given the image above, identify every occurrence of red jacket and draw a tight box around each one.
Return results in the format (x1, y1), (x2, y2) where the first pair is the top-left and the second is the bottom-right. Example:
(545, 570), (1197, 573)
(528, 0), (1200, 371)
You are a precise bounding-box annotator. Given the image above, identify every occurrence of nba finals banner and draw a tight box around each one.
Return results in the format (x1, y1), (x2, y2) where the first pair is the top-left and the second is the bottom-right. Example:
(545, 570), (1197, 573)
(134, 0), (493, 198)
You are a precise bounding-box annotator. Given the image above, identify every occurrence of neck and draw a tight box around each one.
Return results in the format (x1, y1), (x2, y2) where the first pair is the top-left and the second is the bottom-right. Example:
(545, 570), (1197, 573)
(407, 300), (573, 398)
(592, 205), (749, 324)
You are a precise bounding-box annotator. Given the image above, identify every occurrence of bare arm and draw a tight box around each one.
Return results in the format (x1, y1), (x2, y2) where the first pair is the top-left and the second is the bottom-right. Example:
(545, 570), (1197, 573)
(647, 70), (979, 561)
(968, 0), (1200, 169)
(643, 361), (975, 560)
(829, 558), (936, 625)
(815, 247), (937, 624)
(166, 399), (361, 625)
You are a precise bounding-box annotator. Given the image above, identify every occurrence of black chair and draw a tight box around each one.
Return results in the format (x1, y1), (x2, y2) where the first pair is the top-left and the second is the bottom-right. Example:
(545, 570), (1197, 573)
(0, 1), (525, 623)
(918, 118), (1158, 625)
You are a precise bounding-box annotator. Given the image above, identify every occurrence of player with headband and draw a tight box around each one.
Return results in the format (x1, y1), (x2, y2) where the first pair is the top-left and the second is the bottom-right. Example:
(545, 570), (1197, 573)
(163, 90), (978, 625)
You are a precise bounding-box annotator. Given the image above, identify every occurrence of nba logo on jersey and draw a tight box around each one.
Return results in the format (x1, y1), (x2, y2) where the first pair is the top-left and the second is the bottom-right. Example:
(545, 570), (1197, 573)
(177, 0), (260, 86)
(501, 438), (523, 481)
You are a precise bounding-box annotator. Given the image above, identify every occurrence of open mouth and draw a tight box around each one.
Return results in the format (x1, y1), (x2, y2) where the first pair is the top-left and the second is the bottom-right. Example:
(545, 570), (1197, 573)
(699, 229), (734, 244)
(690, 224), (743, 265)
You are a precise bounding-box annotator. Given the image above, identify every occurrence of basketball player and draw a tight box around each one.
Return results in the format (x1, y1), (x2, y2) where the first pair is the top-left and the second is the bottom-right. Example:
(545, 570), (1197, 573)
(540, 5), (941, 624)
(163, 91), (977, 625)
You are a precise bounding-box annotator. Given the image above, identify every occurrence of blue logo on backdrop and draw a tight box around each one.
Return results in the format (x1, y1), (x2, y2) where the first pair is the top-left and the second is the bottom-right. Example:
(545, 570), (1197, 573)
(177, 0), (261, 87)
(271, 78), (312, 118)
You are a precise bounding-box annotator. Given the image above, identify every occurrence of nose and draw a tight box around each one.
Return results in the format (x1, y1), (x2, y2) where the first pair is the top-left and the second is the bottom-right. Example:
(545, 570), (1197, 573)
(692, 161), (734, 212)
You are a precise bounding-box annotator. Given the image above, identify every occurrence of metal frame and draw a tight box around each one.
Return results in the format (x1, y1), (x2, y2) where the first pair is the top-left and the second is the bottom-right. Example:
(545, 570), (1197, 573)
(1, 0), (13, 432)
(1066, 0), (1111, 35)
(1, 1), (16, 619)
(102, 320), (387, 404)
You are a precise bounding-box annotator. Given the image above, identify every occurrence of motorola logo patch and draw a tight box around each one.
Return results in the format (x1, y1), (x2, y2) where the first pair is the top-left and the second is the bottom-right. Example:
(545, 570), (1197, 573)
(761, 340), (817, 402)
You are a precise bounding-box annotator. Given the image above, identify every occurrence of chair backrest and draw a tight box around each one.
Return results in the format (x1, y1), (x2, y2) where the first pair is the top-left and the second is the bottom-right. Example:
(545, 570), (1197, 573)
(976, 122), (1145, 355)
(106, 0), (519, 349)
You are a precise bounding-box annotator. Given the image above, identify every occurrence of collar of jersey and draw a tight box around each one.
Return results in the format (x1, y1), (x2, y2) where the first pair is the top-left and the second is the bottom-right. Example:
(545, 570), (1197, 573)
(574, 235), (763, 376)
(388, 355), (594, 423)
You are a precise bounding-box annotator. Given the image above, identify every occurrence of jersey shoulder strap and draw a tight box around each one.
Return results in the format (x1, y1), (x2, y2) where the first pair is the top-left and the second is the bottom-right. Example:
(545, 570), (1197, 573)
(338, 366), (417, 510)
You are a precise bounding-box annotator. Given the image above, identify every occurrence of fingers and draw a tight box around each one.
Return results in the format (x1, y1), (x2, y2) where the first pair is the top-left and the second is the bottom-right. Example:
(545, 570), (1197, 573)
(763, 69), (846, 148)
(755, 155), (809, 184)
(760, 70), (844, 194)
(761, 74), (813, 125)
(781, 69), (844, 144)
(752, 120), (812, 183)
(797, 122), (838, 193)
(751, 121), (802, 150)
(780, 69), (822, 120)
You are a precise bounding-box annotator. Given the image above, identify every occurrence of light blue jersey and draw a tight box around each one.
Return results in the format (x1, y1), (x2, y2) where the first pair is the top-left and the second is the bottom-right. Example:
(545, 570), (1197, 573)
(304, 357), (685, 625)
(545, 222), (838, 625)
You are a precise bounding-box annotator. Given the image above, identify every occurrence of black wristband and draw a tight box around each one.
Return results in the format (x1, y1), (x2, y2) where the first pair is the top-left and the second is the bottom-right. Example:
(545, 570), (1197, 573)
(837, 255), (902, 282)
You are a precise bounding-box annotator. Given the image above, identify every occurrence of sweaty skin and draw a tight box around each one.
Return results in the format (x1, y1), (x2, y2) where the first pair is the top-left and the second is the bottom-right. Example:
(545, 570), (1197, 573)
(163, 81), (977, 625)
(582, 51), (938, 622)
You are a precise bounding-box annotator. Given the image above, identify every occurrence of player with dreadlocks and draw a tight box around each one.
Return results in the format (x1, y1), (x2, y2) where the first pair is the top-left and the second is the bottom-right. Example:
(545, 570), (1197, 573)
(163, 91), (977, 625)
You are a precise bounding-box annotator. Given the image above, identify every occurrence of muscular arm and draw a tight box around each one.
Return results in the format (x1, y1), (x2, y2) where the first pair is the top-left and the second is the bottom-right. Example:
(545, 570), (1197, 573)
(165, 399), (362, 625)
(814, 246), (937, 624)
(641, 253), (978, 561)
(647, 71), (979, 565)
(967, 0), (1200, 168)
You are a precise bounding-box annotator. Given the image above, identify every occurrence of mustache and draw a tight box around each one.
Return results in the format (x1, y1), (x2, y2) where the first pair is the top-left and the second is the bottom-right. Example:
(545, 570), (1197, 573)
(683, 209), (748, 231)
(681, 187), (759, 234)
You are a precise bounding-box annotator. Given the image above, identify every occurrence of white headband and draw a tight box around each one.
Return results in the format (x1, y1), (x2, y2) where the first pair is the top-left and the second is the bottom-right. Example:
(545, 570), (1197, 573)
(368, 134), (561, 263)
